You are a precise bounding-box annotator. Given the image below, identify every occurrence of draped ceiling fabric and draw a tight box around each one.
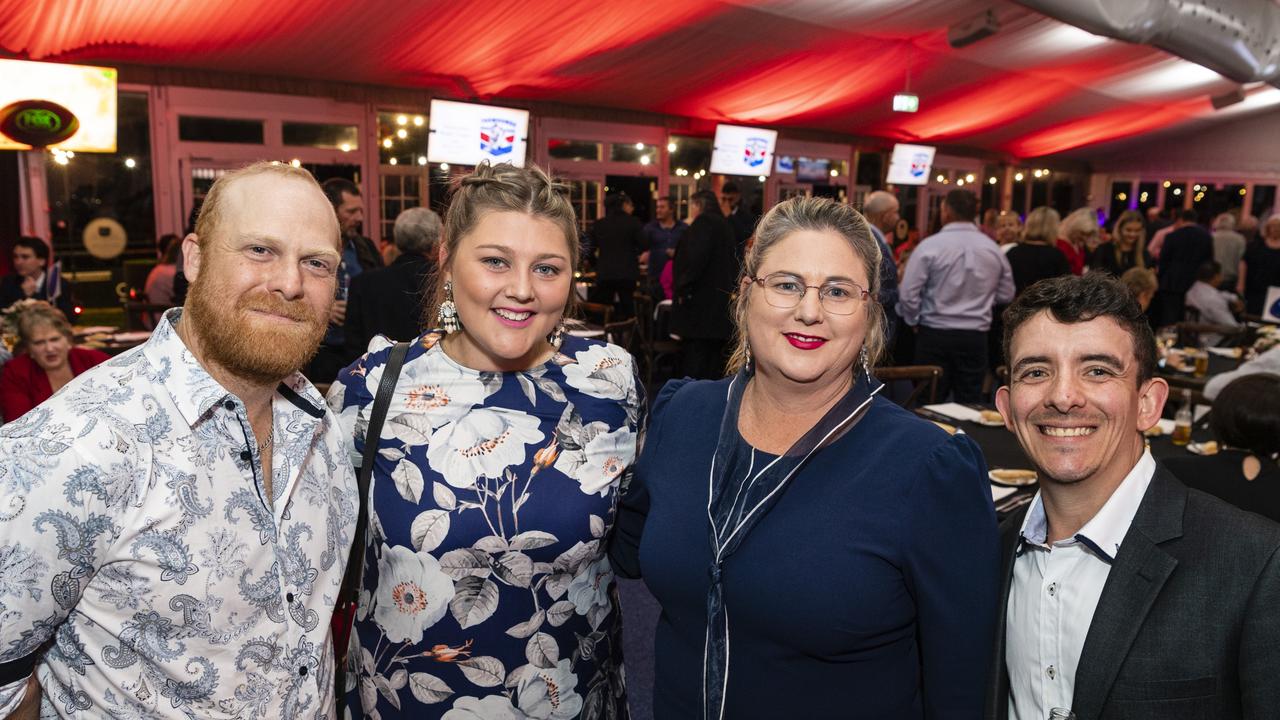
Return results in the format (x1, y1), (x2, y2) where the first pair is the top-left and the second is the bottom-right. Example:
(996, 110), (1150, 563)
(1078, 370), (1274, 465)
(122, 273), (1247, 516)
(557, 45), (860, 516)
(2, 0), (1278, 158)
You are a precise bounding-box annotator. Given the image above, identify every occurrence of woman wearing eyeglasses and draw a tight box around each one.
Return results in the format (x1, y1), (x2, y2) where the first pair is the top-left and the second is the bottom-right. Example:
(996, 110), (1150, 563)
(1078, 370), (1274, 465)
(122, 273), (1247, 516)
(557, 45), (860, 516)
(611, 196), (999, 719)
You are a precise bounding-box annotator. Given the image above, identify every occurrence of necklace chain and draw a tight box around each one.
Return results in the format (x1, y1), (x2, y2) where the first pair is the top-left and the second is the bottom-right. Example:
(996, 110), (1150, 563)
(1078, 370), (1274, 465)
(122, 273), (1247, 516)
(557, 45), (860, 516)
(258, 425), (274, 454)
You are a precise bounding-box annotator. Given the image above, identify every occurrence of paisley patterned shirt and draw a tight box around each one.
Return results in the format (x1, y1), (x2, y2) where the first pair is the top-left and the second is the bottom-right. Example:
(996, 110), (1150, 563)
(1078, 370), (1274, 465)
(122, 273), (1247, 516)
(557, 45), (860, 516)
(0, 309), (357, 719)
(327, 331), (641, 720)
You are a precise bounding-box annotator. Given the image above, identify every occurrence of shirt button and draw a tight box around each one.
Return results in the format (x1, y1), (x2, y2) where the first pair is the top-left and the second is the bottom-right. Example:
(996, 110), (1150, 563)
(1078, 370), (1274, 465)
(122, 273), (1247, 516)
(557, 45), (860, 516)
(224, 399), (236, 411)
(239, 449), (251, 462)
(286, 592), (295, 603)
(299, 665), (308, 677)
(1046, 665), (1057, 680)
(1047, 582), (1057, 597)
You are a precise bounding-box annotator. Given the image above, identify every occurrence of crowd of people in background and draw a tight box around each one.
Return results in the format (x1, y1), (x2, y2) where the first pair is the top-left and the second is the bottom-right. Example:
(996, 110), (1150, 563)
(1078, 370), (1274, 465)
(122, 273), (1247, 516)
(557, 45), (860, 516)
(3, 159), (1280, 720)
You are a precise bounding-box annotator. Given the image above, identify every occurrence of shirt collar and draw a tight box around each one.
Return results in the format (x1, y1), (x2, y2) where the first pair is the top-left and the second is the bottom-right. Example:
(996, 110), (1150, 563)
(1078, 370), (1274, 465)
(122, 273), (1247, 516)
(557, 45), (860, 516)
(940, 221), (980, 232)
(1018, 449), (1157, 563)
(143, 308), (327, 428)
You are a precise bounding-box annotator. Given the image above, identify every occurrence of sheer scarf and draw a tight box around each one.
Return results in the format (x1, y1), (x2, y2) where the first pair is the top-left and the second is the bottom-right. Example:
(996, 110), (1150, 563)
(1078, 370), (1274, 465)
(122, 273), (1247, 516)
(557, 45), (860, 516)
(702, 365), (883, 719)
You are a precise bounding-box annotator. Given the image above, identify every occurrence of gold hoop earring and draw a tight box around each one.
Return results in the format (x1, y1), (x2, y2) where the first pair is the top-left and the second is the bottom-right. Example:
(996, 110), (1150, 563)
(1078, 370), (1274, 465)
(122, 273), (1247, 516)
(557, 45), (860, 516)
(437, 281), (461, 334)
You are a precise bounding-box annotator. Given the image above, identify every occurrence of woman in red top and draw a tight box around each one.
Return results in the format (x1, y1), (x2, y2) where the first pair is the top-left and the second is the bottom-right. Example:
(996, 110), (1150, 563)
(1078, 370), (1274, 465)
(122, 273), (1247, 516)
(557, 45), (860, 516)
(0, 300), (110, 422)
(1056, 207), (1099, 275)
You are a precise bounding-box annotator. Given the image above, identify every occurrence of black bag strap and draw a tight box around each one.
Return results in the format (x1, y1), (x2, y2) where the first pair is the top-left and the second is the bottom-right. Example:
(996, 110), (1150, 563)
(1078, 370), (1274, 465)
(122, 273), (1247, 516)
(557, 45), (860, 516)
(340, 340), (410, 603)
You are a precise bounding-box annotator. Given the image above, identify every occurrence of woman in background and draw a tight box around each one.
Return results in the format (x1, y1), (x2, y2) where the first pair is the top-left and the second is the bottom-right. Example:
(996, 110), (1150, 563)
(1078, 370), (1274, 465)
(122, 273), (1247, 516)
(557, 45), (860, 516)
(1239, 213), (1280, 316)
(330, 162), (641, 719)
(1164, 373), (1280, 523)
(1056, 208), (1100, 275)
(1089, 210), (1150, 276)
(1005, 207), (1070, 296)
(1121, 266), (1158, 312)
(0, 300), (110, 421)
(612, 196), (997, 719)
(146, 235), (182, 306)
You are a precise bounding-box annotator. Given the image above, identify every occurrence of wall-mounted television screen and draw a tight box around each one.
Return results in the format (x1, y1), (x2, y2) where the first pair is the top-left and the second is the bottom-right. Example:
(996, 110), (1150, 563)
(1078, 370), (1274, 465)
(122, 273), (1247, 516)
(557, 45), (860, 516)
(796, 157), (831, 183)
(0, 59), (117, 152)
(427, 99), (530, 167)
(710, 123), (778, 177)
(885, 143), (936, 186)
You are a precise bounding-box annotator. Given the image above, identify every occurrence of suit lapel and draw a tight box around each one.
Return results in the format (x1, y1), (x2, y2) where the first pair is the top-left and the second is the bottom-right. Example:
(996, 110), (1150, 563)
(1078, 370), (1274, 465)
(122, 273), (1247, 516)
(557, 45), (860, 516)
(986, 506), (1028, 720)
(1070, 470), (1186, 718)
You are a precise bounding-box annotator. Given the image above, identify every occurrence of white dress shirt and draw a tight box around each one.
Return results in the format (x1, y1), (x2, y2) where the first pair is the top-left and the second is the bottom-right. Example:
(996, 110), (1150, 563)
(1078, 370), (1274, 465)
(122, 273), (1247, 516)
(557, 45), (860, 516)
(0, 310), (357, 718)
(1006, 450), (1157, 720)
(1184, 280), (1242, 345)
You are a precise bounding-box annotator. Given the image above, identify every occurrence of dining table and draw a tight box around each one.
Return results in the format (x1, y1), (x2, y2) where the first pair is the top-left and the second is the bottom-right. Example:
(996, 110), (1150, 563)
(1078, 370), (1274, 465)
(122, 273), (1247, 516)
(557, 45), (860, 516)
(916, 401), (1217, 520)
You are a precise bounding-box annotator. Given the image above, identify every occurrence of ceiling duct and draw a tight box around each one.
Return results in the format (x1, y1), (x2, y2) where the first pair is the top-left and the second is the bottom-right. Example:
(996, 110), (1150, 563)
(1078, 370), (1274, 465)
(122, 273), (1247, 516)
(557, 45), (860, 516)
(1015, 0), (1280, 87)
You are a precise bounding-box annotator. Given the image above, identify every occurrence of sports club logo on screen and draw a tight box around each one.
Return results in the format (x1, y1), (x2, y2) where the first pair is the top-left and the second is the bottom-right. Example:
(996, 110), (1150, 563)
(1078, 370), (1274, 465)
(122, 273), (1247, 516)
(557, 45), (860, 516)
(479, 117), (516, 157)
(909, 152), (931, 179)
(743, 137), (769, 168)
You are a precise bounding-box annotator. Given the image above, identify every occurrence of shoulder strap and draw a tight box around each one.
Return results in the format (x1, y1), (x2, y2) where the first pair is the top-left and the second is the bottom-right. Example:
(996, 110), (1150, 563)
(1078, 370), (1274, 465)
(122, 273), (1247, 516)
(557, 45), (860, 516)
(342, 340), (410, 599)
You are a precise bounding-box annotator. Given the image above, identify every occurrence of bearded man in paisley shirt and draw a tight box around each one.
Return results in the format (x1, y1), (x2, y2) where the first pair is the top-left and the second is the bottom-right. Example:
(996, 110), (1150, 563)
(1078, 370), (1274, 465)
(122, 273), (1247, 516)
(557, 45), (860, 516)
(0, 161), (358, 719)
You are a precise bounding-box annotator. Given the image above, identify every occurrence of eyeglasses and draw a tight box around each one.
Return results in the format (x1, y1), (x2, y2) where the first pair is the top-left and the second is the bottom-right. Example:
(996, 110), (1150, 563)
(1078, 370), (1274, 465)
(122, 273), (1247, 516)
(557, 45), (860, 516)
(750, 273), (869, 315)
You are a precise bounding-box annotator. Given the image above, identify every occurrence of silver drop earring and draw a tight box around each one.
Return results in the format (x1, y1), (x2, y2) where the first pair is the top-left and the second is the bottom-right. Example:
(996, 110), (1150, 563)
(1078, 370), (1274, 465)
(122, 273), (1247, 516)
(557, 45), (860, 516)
(437, 281), (461, 334)
(547, 320), (566, 350)
(860, 347), (871, 383)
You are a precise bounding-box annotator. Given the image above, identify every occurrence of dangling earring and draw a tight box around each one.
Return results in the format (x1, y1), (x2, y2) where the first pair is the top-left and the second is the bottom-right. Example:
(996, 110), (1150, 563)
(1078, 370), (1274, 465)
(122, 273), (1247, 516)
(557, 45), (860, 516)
(744, 343), (754, 374)
(547, 319), (565, 350)
(859, 347), (871, 383)
(437, 281), (461, 333)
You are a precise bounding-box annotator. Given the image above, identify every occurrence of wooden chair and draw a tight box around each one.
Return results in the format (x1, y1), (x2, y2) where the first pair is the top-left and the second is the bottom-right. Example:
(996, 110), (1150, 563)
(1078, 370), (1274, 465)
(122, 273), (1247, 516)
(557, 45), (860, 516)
(873, 365), (942, 409)
(579, 301), (613, 329)
(1174, 321), (1246, 348)
(645, 300), (682, 388)
(604, 317), (637, 352)
(122, 301), (172, 331)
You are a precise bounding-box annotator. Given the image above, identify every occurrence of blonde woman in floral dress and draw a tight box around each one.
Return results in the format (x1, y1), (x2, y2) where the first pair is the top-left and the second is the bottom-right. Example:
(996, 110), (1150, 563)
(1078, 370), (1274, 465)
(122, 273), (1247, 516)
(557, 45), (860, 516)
(328, 162), (642, 719)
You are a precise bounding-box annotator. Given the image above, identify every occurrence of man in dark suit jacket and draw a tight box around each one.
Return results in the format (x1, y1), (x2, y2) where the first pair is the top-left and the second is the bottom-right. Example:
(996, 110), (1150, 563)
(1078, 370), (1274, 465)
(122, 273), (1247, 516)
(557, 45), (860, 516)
(986, 273), (1280, 720)
(0, 236), (75, 319)
(673, 189), (737, 379)
(588, 192), (646, 320)
(307, 177), (385, 383)
(344, 206), (440, 357)
(1154, 209), (1214, 326)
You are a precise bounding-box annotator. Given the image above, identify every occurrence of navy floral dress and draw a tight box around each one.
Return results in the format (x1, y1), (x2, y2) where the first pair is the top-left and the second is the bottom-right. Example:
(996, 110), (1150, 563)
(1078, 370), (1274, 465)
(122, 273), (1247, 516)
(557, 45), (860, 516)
(327, 331), (641, 720)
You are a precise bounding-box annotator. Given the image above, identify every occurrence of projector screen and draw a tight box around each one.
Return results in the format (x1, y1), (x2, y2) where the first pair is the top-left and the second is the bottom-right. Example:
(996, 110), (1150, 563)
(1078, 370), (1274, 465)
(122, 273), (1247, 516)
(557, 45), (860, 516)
(427, 99), (530, 167)
(0, 59), (117, 152)
(885, 143), (937, 186)
(710, 124), (778, 177)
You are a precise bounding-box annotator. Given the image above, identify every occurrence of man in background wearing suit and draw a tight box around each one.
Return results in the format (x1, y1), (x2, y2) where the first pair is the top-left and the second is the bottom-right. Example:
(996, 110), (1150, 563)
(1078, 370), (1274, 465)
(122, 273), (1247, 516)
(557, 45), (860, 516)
(344, 206), (440, 357)
(987, 272), (1280, 720)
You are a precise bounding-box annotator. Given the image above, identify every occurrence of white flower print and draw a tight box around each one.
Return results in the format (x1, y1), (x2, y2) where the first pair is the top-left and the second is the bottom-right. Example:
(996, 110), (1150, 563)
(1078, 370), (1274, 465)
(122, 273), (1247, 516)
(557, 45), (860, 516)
(560, 344), (632, 401)
(373, 544), (455, 644)
(442, 695), (529, 720)
(427, 408), (544, 489)
(554, 424), (636, 496)
(517, 658), (583, 720)
(386, 348), (495, 431)
(567, 556), (613, 621)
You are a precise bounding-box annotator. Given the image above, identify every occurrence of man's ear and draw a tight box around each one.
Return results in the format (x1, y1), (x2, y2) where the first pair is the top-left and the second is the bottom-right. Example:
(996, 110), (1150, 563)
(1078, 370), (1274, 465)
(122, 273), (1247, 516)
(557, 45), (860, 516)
(181, 233), (202, 284)
(994, 385), (1015, 432)
(1136, 377), (1170, 432)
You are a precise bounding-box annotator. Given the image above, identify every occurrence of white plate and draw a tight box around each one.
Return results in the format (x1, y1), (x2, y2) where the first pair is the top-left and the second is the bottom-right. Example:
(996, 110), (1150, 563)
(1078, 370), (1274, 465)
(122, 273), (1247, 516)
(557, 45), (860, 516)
(989, 469), (1037, 487)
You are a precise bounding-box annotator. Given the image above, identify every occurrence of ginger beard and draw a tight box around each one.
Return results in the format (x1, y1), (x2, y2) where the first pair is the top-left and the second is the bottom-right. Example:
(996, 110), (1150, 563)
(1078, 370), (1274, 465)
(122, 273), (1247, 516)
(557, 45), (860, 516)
(185, 270), (328, 385)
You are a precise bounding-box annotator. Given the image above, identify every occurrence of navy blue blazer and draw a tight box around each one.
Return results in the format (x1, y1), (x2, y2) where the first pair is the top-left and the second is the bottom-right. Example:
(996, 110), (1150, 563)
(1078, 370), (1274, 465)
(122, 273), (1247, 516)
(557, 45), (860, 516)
(612, 377), (1001, 719)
